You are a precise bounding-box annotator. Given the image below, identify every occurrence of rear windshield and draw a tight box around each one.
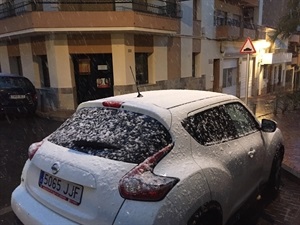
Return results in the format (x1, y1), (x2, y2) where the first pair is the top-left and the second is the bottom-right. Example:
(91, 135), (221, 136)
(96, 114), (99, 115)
(48, 107), (172, 164)
(0, 76), (35, 90)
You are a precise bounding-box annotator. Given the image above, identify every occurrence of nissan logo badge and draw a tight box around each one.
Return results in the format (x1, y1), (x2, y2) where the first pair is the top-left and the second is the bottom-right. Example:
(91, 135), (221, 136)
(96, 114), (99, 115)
(51, 162), (60, 174)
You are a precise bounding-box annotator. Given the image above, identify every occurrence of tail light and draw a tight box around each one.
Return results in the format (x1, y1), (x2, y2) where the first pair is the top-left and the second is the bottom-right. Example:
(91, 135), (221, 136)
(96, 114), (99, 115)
(119, 143), (179, 201)
(102, 101), (123, 108)
(28, 141), (43, 160)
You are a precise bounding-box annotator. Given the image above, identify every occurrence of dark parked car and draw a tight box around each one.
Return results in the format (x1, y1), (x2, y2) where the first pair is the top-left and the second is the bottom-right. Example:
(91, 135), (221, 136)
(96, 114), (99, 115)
(0, 73), (38, 115)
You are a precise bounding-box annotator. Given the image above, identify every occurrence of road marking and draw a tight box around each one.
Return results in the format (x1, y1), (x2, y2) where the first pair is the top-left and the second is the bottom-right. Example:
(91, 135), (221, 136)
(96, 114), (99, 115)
(0, 206), (12, 216)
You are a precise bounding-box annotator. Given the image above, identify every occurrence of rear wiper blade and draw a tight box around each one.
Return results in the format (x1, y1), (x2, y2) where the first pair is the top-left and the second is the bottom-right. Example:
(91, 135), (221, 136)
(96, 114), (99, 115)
(72, 140), (120, 150)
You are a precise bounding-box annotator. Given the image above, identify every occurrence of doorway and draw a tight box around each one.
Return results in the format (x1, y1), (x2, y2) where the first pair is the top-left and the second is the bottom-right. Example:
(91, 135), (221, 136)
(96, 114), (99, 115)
(213, 59), (221, 92)
(73, 54), (114, 104)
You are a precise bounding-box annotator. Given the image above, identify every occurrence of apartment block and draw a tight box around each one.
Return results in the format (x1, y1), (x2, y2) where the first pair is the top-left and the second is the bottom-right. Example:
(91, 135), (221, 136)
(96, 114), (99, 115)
(0, 0), (297, 111)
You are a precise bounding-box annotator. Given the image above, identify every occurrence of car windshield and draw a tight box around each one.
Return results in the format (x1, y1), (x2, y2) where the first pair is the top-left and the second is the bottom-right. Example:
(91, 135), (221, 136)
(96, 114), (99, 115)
(0, 77), (34, 89)
(48, 107), (172, 164)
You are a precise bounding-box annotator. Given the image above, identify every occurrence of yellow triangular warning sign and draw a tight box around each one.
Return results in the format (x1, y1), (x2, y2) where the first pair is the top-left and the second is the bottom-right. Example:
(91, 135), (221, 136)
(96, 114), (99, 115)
(240, 37), (256, 54)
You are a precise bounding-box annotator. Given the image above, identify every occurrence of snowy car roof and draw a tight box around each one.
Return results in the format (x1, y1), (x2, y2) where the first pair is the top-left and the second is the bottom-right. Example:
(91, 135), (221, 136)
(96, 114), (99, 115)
(79, 89), (236, 110)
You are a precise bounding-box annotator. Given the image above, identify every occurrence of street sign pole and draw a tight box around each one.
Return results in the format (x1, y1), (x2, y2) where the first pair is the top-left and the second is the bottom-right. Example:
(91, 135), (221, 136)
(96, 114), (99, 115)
(245, 53), (250, 105)
(240, 37), (256, 106)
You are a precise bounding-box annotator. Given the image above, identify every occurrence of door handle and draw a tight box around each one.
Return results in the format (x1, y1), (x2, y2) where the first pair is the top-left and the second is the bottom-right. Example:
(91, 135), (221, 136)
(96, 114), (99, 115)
(248, 148), (256, 158)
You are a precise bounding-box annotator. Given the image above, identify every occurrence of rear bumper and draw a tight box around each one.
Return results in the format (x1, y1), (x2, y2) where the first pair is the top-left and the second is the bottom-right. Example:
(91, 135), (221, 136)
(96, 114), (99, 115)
(11, 184), (79, 225)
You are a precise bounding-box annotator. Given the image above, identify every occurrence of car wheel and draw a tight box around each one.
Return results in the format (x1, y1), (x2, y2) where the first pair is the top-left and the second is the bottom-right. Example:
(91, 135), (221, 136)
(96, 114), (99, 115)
(268, 148), (284, 195)
(188, 202), (222, 225)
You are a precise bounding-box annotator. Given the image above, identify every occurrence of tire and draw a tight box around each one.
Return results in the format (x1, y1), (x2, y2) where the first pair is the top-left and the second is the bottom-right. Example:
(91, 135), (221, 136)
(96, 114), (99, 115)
(268, 149), (284, 195)
(188, 202), (222, 225)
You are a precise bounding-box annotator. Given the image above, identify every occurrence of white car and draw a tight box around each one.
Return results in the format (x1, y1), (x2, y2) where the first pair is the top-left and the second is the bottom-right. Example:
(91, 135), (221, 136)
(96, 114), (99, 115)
(11, 90), (284, 225)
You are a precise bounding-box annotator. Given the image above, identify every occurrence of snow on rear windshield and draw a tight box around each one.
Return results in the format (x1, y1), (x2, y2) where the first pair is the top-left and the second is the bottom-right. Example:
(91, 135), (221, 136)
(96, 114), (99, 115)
(48, 107), (172, 164)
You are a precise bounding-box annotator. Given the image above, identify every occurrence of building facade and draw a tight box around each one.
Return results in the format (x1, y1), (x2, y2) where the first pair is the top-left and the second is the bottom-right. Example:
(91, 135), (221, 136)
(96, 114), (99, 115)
(0, 0), (298, 112)
(197, 0), (295, 99)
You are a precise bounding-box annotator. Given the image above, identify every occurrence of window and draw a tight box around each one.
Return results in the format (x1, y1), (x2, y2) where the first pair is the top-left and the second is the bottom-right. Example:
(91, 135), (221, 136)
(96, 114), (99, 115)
(182, 105), (238, 146)
(224, 103), (259, 136)
(182, 102), (259, 146)
(48, 107), (172, 164)
(243, 7), (255, 29)
(214, 10), (227, 26)
(9, 56), (23, 76)
(135, 53), (148, 85)
(232, 14), (241, 27)
(0, 76), (35, 90)
(214, 10), (240, 27)
(223, 68), (237, 88)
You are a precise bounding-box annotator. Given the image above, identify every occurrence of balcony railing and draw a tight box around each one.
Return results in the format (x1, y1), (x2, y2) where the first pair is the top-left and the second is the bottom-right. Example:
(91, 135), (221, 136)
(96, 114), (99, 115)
(0, 0), (182, 20)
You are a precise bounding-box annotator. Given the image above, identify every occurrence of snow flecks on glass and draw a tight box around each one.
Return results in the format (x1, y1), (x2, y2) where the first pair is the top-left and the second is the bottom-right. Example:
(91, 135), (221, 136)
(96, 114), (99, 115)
(182, 102), (259, 146)
(48, 107), (172, 164)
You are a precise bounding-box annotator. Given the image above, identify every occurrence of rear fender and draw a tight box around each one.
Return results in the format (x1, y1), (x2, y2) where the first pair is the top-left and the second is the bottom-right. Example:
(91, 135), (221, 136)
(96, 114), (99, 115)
(199, 165), (233, 223)
(162, 169), (211, 224)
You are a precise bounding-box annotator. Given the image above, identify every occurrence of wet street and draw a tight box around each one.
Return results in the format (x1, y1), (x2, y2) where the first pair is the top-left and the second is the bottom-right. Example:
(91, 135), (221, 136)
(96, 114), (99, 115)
(0, 115), (62, 210)
(0, 114), (300, 225)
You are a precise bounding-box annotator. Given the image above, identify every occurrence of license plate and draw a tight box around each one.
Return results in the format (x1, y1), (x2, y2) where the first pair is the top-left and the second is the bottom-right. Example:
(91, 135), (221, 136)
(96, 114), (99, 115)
(38, 171), (83, 206)
(10, 95), (25, 99)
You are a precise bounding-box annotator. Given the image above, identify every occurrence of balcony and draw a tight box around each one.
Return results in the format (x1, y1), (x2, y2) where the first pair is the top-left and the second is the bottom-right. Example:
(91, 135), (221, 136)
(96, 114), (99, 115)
(0, 0), (181, 39)
(0, 0), (182, 19)
(242, 28), (256, 39)
(215, 17), (241, 40)
(261, 52), (293, 65)
(216, 25), (240, 40)
(221, 0), (258, 7)
(239, 0), (258, 6)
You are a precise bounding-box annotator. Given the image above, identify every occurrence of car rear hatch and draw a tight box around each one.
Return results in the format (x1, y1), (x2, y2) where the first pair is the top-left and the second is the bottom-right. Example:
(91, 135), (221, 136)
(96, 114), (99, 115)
(24, 105), (173, 225)
(27, 141), (134, 225)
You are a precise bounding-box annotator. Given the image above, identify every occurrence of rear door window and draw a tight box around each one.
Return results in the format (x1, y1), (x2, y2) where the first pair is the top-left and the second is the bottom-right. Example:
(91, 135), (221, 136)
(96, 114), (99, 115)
(182, 102), (260, 146)
(48, 107), (172, 164)
(182, 105), (238, 146)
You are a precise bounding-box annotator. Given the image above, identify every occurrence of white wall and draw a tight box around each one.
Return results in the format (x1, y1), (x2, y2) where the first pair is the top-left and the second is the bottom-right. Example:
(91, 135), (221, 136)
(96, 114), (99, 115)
(46, 34), (73, 88)
(200, 39), (221, 90)
(19, 38), (41, 88)
(180, 0), (193, 78)
(111, 33), (135, 86)
(149, 36), (168, 82)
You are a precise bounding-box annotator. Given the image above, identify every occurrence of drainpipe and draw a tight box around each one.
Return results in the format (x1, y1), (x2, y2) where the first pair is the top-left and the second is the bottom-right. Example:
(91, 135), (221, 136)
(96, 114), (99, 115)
(258, 0), (263, 26)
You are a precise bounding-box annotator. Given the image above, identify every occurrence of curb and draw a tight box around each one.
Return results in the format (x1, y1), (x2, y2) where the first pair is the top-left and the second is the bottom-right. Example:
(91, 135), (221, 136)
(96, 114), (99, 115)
(282, 164), (300, 180)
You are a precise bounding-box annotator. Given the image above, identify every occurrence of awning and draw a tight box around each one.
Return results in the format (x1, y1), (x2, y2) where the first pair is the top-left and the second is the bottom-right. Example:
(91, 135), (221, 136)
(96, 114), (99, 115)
(261, 52), (292, 65)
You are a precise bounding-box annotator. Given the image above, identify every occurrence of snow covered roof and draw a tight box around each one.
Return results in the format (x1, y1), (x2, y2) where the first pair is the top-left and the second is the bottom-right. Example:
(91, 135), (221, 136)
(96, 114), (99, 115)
(79, 89), (235, 110)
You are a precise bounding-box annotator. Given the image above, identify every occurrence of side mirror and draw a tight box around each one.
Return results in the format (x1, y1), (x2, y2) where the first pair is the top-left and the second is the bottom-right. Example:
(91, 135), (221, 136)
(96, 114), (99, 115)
(261, 119), (277, 133)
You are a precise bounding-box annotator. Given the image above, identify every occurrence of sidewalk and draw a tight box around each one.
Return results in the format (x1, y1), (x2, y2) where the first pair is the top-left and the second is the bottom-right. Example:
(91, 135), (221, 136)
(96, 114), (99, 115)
(249, 95), (300, 179)
(36, 94), (300, 179)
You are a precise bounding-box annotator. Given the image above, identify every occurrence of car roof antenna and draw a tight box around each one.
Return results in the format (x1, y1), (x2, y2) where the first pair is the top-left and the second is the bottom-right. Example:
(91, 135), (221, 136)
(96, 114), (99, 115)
(130, 66), (143, 98)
